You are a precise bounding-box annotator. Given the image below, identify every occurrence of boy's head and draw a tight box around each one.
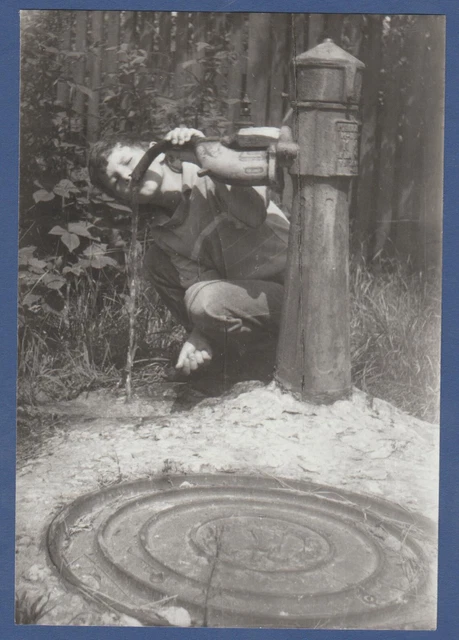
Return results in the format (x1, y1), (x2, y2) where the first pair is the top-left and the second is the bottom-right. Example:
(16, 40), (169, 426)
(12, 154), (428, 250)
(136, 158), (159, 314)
(88, 133), (162, 204)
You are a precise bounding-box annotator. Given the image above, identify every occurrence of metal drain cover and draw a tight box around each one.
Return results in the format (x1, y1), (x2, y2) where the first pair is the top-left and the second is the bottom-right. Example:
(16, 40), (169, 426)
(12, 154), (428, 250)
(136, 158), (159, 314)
(47, 474), (435, 628)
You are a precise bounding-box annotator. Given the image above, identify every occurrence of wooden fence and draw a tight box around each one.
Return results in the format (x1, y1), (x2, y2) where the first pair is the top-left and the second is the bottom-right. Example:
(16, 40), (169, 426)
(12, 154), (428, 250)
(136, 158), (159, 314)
(49, 11), (444, 272)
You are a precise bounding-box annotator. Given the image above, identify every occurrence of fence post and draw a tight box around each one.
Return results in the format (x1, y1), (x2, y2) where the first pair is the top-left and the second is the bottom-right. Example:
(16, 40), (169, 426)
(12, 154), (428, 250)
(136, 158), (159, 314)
(227, 13), (246, 128)
(174, 12), (190, 98)
(275, 39), (364, 404)
(87, 11), (103, 143)
(106, 12), (120, 87)
(56, 11), (72, 107)
(246, 13), (272, 125)
(73, 10), (87, 133)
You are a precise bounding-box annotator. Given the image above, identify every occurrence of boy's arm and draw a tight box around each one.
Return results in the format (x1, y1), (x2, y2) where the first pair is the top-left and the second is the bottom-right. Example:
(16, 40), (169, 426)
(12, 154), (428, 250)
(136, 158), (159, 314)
(164, 126), (269, 226)
(214, 183), (269, 228)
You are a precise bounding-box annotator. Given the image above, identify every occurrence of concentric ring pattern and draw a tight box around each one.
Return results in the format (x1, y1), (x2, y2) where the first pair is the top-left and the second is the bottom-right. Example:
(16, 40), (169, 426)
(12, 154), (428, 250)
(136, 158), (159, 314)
(47, 474), (434, 628)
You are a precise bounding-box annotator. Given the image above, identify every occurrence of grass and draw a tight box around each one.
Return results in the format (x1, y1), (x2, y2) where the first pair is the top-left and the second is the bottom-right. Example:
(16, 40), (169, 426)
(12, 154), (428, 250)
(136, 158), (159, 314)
(17, 257), (441, 423)
(350, 258), (441, 423)
(17, 275), (184, 407)
(15, 591), (50, 624)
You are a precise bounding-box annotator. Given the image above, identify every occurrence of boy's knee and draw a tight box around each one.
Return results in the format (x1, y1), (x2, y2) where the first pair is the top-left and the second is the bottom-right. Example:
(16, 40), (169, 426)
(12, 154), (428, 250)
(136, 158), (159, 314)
(185, 281), (227, 329)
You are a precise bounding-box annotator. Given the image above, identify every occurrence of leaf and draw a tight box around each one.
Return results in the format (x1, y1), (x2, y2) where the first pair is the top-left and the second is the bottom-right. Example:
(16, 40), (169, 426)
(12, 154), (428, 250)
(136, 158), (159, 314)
(41, 301), (64, 316)
(106, 201), (132, 212)
(33, 189), (55, 203)
(53, 179), (80, 198)
(58, 179), (79, 191)
(49, 226), (67, 236)
(43, 273), (66, 290)
(27, 257), (47, 273)
(76, 258), (92, 270)
(72, 167), (89, 185)
(87, 255), (118, 269)
(67, 222), (96, 239)
(61, 232), (80, 252)
(18, 246), (37, 262)
(95, 192), (116, 202)
(63, 265), (85, 276)
(181, 59), (197, 70)
(75, 84), (95, 99)
(196, 42), (210, 52)
(18, 272), (39, 286)
(81, 243), (118, 268)
(22, 293), (42, 307)
(83, 243), (107, 259)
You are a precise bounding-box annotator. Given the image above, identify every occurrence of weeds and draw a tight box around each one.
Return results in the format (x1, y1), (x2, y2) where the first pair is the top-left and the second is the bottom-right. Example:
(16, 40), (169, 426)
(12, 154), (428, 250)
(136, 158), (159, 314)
(17, 274), (184, 406)
(350, 258), (441, 423)
(17, 255), (440, 423)
(15, 591), (50, 624)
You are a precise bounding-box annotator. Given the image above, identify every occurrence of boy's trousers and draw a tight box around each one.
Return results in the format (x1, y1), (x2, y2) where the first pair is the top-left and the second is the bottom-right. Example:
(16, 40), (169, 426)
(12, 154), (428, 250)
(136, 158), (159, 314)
(143, 242), (284, 357)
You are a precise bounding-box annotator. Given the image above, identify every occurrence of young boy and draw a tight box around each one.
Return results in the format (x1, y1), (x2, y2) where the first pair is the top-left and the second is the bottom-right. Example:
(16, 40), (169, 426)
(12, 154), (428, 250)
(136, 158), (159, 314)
(88, 126), (290, 381)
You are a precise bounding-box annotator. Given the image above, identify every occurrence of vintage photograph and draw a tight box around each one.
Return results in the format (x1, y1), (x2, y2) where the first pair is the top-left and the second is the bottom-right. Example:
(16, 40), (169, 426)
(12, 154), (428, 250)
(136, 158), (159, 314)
(16, 11), (443, 629)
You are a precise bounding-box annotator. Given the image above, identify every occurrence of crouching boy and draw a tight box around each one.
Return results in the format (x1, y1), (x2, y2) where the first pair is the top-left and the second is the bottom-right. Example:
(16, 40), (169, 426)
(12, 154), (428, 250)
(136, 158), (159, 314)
(88, 126), (290, 382)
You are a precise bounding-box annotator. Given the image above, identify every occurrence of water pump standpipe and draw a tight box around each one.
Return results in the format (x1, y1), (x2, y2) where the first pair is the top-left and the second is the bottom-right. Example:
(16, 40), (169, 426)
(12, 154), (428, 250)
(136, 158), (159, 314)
(276, 38), (365, 403)
(130, 127), (298, 191)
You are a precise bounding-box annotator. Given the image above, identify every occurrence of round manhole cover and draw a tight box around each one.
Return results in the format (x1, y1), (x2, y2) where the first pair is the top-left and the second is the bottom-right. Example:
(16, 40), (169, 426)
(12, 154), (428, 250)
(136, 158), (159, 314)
(47, 474), (435, 628)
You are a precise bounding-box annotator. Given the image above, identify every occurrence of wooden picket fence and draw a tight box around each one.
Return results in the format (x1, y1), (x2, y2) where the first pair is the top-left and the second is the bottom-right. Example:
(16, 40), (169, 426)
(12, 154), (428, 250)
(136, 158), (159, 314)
(52, 11), (444, 271)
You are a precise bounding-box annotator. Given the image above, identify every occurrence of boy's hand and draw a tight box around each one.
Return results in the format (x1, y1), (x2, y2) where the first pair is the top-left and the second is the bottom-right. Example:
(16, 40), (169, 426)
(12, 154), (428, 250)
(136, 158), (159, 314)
(165, 127), (205, 146)
(175, 327), (212, 376)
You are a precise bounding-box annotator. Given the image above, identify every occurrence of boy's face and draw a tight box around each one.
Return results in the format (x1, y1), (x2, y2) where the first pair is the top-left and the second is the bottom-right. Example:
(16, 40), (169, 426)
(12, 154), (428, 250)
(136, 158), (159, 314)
(103, 143), (164, 204)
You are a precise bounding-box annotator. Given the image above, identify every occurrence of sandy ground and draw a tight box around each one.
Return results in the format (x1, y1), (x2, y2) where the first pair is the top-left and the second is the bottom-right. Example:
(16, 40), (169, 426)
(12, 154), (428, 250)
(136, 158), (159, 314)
(15, 381), (439, 628)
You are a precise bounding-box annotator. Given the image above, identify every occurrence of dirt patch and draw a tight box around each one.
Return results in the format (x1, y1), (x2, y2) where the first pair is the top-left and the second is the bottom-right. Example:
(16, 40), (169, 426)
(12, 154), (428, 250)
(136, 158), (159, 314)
(15, 381), (438, 627)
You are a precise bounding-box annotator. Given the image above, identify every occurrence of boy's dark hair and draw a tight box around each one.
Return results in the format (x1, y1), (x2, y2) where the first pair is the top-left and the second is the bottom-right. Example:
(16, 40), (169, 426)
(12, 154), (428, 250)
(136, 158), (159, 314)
(88, 133), (151, 195)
